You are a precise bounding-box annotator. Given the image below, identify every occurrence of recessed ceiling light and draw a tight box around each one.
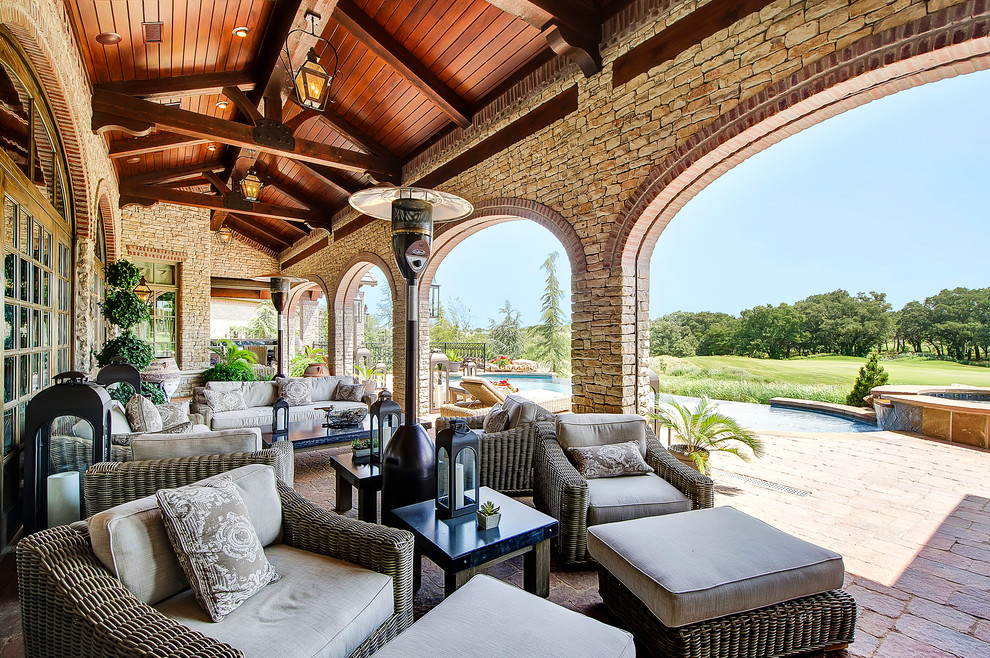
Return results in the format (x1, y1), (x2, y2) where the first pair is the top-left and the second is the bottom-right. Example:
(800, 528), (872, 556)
(216, 100), (229, 110)
(125, 156), (141, 164)
(207, 144), (217, 151)
(95, 32), (121, 46)
(232, 26), (250, 38)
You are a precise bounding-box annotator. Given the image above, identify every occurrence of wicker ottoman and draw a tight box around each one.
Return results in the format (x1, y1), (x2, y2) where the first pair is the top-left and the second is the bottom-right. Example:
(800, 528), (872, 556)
(374, 574), (636, 657)
(587, 507), (856, 658)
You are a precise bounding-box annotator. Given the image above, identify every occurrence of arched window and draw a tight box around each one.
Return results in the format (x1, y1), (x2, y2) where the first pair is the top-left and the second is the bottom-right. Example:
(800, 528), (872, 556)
(93, 209), (107, 348)
(0, 28), (74, 549)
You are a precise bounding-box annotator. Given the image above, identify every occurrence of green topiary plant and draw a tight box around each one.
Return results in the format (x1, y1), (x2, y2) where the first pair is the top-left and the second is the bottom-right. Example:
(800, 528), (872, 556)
(105, 260), (141, 290)
(102, 289), (150, 331)
(846, 351), (889, 407)
(96, 332), (155, 370)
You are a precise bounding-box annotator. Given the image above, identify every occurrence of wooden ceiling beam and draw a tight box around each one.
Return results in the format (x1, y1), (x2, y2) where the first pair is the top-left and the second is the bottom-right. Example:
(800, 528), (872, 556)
(108, 133), (209, 159)
(118, 182), (315, 224)
(231, 212), (308, 240)
(94, 71), (257, 100)
(122, 160), (227, 186)
(202, 171), (232, 195)
(225, 215), (293, 249)
(92, 89), (400, 178)
(286, 107), (394, 159)
(222, 86), (264, 125)
(485, 0), (601, 76)
(333, 0), (472, 128)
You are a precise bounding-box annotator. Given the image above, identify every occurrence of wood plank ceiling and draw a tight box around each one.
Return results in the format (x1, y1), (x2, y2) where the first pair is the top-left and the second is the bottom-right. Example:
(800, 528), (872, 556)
(65, 0), (612, 252)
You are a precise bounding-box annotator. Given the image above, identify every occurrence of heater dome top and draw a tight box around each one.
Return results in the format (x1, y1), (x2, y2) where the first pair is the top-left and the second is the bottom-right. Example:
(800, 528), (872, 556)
(348, 187), (473, 223)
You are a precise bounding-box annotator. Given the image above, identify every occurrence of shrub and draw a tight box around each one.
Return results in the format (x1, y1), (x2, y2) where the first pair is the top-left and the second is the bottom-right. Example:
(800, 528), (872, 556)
(96, 332), (155, 370)
(846, 351), (889, 407)
(105, 260), (141, 289)
(102, 289), (150, 331)
(202, 362), (256, 382)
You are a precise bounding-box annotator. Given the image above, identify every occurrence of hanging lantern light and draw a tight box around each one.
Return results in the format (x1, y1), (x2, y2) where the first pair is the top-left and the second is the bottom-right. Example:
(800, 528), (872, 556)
(133, 276), (152, 304)
(281, 10), (338, 112)
(240, 166), (264, 202)
(214, 224), (234, 248)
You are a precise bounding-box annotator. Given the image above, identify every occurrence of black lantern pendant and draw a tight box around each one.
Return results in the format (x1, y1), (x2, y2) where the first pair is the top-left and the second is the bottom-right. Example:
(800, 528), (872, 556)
(366, 389), (400, 465)
(133, 276), (152, 304)
(295, 49), (332, 109)
(435, 418), (479, 519)
(272, 397), (289, 443)
(240, 166), (264, 202)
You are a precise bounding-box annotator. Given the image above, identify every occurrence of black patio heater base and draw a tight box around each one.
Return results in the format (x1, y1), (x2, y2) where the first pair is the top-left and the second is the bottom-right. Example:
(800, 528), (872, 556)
(349, 188), (473, 521)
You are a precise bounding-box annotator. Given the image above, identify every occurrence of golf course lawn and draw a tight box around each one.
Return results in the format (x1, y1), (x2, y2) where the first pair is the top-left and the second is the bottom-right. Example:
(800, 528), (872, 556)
(683, 355), (990, 387)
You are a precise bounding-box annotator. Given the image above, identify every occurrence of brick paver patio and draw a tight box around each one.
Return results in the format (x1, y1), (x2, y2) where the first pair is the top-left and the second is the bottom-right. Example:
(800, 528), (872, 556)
(0, 427), (987, 657)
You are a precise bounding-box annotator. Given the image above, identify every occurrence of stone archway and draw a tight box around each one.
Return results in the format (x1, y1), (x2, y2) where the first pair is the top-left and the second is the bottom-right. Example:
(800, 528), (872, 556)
(331, 253), (398, 378)
(603, 6), (990, 412)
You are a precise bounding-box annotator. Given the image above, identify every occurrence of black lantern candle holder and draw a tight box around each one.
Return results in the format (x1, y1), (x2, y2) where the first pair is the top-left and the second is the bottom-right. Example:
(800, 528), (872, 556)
(365, 390), (400, 465)
(435, 418), (479, 519)
(24, 371), (114, 534)
(95, 357), (142, 399)
(272, 397), (290, 443)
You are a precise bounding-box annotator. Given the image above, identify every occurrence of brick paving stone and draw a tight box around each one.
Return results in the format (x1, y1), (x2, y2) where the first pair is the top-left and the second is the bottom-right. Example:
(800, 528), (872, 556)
(895, 613), (990, 657)
(907, 597), (980, 633)
(949, 589), (990, 621)
(874, 632), (958, 657)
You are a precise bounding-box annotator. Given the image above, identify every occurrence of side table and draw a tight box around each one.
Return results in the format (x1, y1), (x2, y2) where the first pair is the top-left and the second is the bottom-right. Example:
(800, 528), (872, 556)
(328, 453), (382, 523)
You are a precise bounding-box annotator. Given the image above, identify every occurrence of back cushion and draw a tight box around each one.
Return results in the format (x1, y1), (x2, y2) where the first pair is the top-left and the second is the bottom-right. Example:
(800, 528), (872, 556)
(110, 401), (131, 435)
(130, 428), (262, 461)
(555, 413), (647, 457)
(242, 381), (278, 408)
(310, 376), (344, 402)
(502, 395), (538, 429)
(205, 381), (244, 393)
(88, 464), (282, 606)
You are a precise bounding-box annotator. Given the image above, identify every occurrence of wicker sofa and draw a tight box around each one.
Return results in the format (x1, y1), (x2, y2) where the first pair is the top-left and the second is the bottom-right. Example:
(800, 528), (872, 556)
(192, 376), (374, 431)
(534, 413), (714, 566)
(18, 457), (414, 658)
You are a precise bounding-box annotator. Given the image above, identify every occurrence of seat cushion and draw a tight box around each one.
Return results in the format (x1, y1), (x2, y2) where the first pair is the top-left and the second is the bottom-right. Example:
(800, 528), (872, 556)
(156, 544), (394, 658)
(556, 413), (647, 456)
(586, 473), (690, 525)
(373, 574), (634, 657)
(211, 407), (275, 430)
(587, 506), (846, 628)
(129, 428), (262, 461)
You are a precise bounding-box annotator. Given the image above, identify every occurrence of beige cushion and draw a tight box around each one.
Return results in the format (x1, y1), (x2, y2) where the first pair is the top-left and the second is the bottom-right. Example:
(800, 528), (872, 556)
(278, 377), (313, 405)
(587, 507), (846, 628)
(89, 465), (283, 606)
(332, 381), (365, 403)
(110, 401), (132, 434)
(556, 413), (647, 456)
(310, 376), (344, 402)
(242, 381), (278, 408)
(204, 389), (248, 412)
(569, 441), (653, 479)
(586, 473), (691, 525)
(501, 394), (539, 429)
(482, 403), (510, 433)
(373, 574), (635, 658)
(156, 401), (191, 430)
(156, 475), (280, 621)
(126, 395), (163, 433)
(129, 428), (263, 461)
(205, 381), (244, 393)
(156, 544), (394, 658)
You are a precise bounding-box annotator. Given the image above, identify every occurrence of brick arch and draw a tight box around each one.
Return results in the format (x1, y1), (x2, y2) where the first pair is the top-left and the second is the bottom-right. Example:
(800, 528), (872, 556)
(331, 252), (397, 376)
(0, 15), (93, 241)
(607, 3), (990, 274)
(94, 180), (118, 262)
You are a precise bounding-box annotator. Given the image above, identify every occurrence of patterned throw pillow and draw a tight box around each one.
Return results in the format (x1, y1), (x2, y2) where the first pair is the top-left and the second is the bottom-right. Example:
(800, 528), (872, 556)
(203, 389), (248, 412)
(277, 378), (312, 405)
(156, 402), (190, 431)
(156, 475), (280, 622)
(161, 421), (195, 434)
(482, 403), (510, 434)
(567, 441), (653, 479)
(331, 381), (365, 403)
(125, 395), (163, 433)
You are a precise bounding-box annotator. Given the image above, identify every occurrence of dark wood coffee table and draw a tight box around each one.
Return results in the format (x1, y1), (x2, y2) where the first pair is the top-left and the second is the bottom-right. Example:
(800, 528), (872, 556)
(260, 418), (368, 452)
(329, 452), (382, 523)
(389, 487), (558, 598)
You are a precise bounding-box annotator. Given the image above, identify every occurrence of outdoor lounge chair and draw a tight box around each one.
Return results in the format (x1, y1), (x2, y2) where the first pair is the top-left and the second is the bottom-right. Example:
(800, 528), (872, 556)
(440, 376), (570, 417)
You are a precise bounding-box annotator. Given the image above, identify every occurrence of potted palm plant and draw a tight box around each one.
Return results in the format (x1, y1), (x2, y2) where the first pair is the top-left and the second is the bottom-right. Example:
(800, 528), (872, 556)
(203, 339), (257, 382)
(649, 396), (765, 475)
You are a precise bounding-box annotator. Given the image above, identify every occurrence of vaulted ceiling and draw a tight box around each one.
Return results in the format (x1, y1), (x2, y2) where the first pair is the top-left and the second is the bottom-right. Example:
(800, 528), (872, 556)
(65, 0), (620, 252)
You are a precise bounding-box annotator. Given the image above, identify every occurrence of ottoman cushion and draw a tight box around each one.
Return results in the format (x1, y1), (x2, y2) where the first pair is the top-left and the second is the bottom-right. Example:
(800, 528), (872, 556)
(587, 473), (691, 525)
(373, 575), (635, 657)
(587, 506), (845, 628)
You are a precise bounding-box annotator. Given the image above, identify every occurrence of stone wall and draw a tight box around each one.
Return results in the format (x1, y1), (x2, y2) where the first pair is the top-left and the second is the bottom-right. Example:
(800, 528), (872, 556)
(212, 235), (280, 278)
(284, 0), (989, 414)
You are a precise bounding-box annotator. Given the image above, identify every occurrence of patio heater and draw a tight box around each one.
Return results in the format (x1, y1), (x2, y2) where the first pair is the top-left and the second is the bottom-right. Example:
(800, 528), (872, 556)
(251, 273), (307, 378)
(348, 187), (473, 518)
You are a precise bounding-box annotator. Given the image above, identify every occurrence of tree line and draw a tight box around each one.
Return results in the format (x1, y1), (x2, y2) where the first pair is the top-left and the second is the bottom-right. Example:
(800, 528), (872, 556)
(652, 287), (990, 361)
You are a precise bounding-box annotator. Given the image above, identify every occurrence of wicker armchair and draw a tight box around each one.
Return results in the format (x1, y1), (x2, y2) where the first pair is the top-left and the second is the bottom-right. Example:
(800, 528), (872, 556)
(18, 454), (414, 658)
(434, 415), (547, 495)
(533, 423), (713, 566)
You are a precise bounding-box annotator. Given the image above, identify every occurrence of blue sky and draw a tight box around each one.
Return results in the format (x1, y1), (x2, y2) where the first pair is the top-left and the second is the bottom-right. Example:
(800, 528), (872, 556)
(362, 68), (990, 326)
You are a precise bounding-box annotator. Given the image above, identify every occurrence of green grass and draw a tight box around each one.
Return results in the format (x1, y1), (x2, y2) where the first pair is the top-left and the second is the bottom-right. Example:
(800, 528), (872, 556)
(648, 354), (990, 405)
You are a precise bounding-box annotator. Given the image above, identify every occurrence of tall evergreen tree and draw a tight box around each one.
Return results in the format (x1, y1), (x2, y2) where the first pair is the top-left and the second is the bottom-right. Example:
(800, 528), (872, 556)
(489, 300), (522, 358)
(846, 351), (889, 407)
(537, 252), (568, 372)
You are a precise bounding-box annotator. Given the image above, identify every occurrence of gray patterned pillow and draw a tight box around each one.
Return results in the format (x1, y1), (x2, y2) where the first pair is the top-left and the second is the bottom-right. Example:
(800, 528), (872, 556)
(161, 421), (195, 434)
(156, 402), (190, 430)
(203, 389), (248, 412)
(277, 378), (312, 405)
(125, 395), (163, 433)
(567, 440), (653, 479)
(482, 403), (510, 434)
(332, 382), (365, 402)
(156, 475), (280, 622)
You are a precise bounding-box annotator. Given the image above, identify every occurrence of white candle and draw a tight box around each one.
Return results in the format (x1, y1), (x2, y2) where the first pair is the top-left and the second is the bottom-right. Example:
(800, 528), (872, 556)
(454, 462), (465, 509)
(48, 472), (80, 527)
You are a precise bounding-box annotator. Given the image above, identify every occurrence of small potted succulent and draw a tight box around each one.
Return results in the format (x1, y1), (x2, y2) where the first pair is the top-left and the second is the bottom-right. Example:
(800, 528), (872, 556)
(477, 500), (501, 530)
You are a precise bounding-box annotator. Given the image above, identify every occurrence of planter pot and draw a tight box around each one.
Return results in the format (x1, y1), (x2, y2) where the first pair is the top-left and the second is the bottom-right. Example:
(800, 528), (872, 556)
(303, 363), (329, 377)
(669, 444), (709, 473)
(447, 362), (461, 375)
(477, 512), (501, 530)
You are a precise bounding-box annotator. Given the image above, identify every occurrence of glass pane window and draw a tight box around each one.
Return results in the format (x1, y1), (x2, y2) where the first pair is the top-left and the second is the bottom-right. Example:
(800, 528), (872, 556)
(0, 64), (32, 179)
(132, 260), (178, 359)
(3, 196), (14, 249)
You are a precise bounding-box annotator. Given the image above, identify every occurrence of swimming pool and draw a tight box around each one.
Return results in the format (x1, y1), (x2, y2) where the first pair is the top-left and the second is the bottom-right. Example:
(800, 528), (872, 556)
(450, 373), (571, 394)
(660, 395), (876, 434)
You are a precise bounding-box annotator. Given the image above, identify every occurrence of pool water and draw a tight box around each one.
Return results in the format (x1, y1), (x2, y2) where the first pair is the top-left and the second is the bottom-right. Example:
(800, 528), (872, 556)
(661, 395), (876, 434)
(450, 373), (571, 394)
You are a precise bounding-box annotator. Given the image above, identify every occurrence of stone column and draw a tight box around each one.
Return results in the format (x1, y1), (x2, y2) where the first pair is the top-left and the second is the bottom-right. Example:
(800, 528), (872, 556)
(73, 239), (95, 373)
(298, 299), (320, 346)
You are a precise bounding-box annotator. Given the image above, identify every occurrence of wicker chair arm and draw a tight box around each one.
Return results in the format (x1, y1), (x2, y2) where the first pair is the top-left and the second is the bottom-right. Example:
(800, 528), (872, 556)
(434, 415), (486, 431)
(277, 481), (415, 623)
(646, 433), (714, 509)
(84, 441), (294, 515)
(533, 423), (589, 564)
(17, 525), (240, 657)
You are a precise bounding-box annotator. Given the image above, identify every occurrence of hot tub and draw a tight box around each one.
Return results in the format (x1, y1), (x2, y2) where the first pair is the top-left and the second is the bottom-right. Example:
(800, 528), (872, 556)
(872, 385), (990, 449)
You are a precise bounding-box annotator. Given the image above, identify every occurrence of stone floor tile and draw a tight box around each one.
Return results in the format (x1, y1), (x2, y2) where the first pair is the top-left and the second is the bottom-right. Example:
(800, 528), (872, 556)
(907, 597), (980, 633)
(874, 632), (957, 657)
(895, 613), (990, 657)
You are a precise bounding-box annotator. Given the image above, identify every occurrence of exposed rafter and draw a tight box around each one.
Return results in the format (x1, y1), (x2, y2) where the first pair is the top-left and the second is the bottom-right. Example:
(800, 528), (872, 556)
(92, 89), (401, 178)
(297, 160), (363, 196)
(222, 86), (264, 125)
(226, 214), (294, 249)
(333, 0), (472, 128)
(94, 71), (257, 100)
(122, 160), (227, 186)
(107, 133), (208, 159)
(286, 107), (393, 159)
(118, 182), (315, 224)
(485, 1), (601, 77)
